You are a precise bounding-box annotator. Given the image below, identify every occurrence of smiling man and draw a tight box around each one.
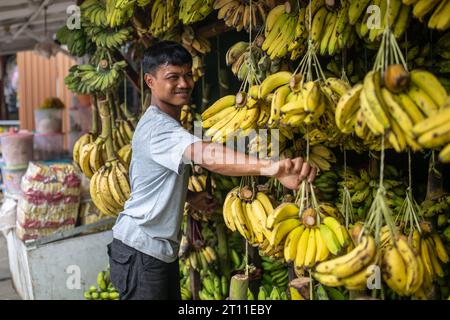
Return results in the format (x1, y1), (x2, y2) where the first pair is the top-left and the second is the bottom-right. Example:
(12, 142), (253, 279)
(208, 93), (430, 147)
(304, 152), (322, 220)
(108, 41), (317, 300)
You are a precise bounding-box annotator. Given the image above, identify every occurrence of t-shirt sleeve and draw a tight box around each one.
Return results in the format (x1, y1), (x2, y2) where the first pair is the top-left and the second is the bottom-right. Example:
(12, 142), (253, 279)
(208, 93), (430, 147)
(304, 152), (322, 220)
(149, 118), (202, 175)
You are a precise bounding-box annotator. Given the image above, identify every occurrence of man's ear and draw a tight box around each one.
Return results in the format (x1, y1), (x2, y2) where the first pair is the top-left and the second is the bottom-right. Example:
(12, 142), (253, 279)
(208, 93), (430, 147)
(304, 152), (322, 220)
(144, 73), (154, 89)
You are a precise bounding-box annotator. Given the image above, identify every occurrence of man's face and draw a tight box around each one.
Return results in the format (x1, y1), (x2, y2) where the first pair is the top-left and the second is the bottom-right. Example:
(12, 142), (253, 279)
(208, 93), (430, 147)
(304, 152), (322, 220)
(145, 63), (194, 107)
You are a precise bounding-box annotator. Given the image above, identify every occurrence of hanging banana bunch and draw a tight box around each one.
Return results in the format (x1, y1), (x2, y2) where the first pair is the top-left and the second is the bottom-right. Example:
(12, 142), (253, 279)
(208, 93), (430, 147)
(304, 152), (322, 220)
(180, 105), (194, 131)
(226, 40), (286, 83)
(105, 0), (135, 27)
(81, 0), (108, 27)
(72, 60), (127, 93)
(350, 0), (412, 42)
(85, 26), (133, 49)
(262, 2), (300, 60)
(213, 0), (268, 32)
(400, 0), (450, 31)
(149, 0), (179, 37)
(90, 99), (131, 217)
(181, 26), (212, 55)
(179, 0), (214, 25)
(308, 1), (356, 56)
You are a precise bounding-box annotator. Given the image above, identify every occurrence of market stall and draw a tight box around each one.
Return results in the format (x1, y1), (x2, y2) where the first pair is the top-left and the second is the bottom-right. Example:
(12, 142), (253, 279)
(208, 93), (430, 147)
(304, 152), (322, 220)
(1, 0), (450, 301)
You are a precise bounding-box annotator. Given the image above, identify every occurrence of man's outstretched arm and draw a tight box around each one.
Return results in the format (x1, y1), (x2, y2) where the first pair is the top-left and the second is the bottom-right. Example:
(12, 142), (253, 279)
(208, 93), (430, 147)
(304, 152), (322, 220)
(184, 141), (317, 190)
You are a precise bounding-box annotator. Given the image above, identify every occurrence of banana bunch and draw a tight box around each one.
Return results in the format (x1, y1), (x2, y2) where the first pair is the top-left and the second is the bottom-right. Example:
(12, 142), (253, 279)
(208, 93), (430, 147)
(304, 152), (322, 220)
(90, 159), (131, 217)
(184, 246), (218, 272)
(68, 60), (127, 94)
(201, 94), (267, 144)
(180, 105), (194, 131)
(336, 66), (448, 153)
(105, 0), (134, 27)
(81, 0), (107, 27)
(85, 26), (132, 49)
(225, 41), (285, 84)
(179, 0), (214, 25)
(402, 0), (450, 31)
(262, 3), (299, 60)
(117, 144), (132, 168)
(73, 132), (96, 168)
(179, 261), (192, 300)
(229, 247), (246, 271)
(313, 235), (378, 290)
(255, 286), (288, 300)
(84, 269), (119, 300)
(56, 26), (95, 58)
(113, 118), (134, 150)
(337, 167), (406, 220)
(198, 270), (229, 300)
(249, 130), (289, 159)
(261, 255), (289, 294)
(420, 196), (450, 218)
(310, 2), (355, 56)
(223, 187), (276, 250)
(149, 0), (178, 37)
(181, 26), (211, 55)
(187, 174), (215, 193)
(412, 97), (450, 162)
(277, 208), (351, 275)
(214, 0), (268, 32)
(192, 55), (205, 82)
(266, 75), (349, 131)
(64, 65), (95, 95)
(314, 171), (339, 202)
(79, 134), (108, 178)
(434, 32), (450, 77)
(352, 0), (411, 42)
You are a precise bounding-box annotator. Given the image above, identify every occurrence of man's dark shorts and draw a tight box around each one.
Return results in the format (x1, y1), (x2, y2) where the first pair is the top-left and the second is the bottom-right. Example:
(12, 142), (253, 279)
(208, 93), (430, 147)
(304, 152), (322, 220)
(107, 238), (181, 300)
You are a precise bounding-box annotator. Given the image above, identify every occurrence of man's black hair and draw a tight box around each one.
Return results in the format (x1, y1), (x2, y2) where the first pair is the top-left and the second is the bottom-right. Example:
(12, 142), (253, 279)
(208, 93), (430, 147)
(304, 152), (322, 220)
(142, 41), (193, 75)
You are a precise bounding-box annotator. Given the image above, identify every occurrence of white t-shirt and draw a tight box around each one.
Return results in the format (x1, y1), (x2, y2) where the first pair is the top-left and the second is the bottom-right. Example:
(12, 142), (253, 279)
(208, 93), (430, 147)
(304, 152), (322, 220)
(112, 105), (201, 263)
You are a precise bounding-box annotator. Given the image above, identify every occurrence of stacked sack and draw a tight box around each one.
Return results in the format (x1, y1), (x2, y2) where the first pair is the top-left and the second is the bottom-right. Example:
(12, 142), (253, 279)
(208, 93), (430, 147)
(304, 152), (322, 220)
(16, 162), (81, 241)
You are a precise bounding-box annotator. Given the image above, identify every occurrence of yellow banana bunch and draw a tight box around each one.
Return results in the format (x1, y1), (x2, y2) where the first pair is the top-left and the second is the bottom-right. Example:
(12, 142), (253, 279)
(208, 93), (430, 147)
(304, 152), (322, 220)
(262, 3), (298, 60)
(149, 0), (178, 37)
(90, 159), (131, 217)
(402, 0), (450, 31)
(313, 235), (377, 290)
(185, 246), (218, 272)
(117, 144), (132, 169)
(114, 119), (134, 150)
(181, 26), (212, 55)
(413, 96), (450, 159)
(105, 0), (134, 27)
(179, 0), (214, 25)
(353, 0), (411, 41)
(214, 0), (268, 32)
(381, 234), (424, 296)
(180, 105), (194, 131)
(223, 187), (275, 248)
(73, 132), (95, 171)
(202, 91), (269, 143)
(309, 3), (354, 56)
(308, 144), (337, 172)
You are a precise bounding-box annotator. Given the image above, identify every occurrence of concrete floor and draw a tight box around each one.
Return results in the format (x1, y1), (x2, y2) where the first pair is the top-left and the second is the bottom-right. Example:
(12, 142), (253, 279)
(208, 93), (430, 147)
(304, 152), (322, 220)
(0, 235), (21, 300)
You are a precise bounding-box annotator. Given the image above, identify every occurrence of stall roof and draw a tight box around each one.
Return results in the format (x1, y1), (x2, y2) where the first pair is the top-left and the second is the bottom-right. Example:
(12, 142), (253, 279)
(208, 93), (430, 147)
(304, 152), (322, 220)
(0, 0), (76, 56)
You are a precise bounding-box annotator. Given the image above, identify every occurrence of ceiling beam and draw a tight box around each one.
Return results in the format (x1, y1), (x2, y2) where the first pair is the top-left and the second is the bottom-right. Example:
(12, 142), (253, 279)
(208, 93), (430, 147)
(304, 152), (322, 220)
(12, 0), (53, 40)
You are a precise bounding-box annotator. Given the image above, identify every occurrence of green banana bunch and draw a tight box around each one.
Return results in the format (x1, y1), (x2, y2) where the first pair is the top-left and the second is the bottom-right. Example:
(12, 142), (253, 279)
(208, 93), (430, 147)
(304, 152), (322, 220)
(84, 268), (119, 300)
(179, 0), (214, 25)
(56, 26), (95, 57)
(81, 0), (107, 27)
(179, 261), (192, 300)
(314, 171), (339, 202)
(198, 270), (228, 300)
(260, 255), (289, 295)
(85, 26), (132, 49)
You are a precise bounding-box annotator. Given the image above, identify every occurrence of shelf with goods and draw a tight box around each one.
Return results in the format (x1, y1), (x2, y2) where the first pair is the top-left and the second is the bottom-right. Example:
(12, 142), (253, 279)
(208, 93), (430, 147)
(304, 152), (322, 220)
(59, 0), (450, 300)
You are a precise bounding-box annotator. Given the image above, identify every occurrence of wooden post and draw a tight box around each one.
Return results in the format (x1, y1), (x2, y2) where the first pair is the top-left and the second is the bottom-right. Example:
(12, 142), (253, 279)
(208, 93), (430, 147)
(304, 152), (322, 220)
(229, 274), (249, 300)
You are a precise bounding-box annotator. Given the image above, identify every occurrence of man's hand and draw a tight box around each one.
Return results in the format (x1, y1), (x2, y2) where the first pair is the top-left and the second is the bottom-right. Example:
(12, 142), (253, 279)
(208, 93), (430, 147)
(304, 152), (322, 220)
(187, 191), (218, 215)
(270, 157), (317, 190)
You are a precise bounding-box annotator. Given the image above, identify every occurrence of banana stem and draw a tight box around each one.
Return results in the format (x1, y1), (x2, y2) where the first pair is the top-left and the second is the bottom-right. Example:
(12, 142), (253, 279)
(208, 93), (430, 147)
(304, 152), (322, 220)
(91, 94), (99, 135)
(229, 274), (249, 300)
(98, 98), (115, 161)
